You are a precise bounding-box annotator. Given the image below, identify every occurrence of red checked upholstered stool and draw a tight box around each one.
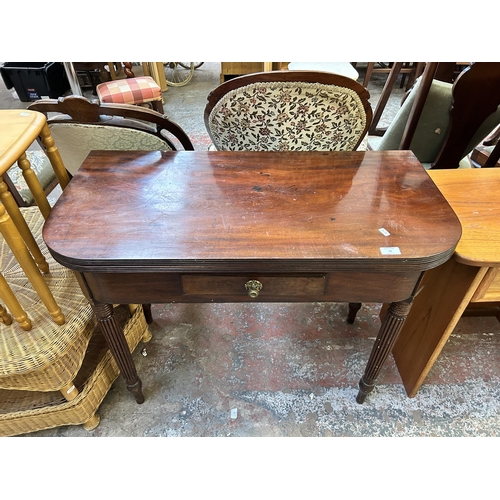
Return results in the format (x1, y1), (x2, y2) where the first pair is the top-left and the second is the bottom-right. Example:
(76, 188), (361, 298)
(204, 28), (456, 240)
(96, 76), (164, 114)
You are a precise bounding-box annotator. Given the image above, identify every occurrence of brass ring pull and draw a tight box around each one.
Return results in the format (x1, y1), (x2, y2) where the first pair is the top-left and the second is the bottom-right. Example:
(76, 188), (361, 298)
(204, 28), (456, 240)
(245, 280), (263, 298)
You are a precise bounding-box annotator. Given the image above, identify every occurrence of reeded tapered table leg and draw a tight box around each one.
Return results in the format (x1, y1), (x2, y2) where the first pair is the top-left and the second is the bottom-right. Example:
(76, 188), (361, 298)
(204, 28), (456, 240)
(356, 299), (413, 404)
(92, 301), (145, 404)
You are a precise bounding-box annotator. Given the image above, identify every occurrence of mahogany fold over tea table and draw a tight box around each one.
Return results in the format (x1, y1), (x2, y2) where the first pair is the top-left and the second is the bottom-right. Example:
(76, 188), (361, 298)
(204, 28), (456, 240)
(42, 151), (461, 404)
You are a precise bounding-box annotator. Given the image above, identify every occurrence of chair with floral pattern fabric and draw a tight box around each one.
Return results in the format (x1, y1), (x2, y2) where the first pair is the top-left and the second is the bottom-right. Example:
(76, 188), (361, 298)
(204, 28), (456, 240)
(204, 70), (372, 152)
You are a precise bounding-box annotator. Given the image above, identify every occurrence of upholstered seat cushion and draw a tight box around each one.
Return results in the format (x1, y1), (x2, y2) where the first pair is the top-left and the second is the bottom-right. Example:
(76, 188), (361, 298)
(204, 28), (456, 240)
(207, 81), (368, 151)
(96, 76), (162, 106)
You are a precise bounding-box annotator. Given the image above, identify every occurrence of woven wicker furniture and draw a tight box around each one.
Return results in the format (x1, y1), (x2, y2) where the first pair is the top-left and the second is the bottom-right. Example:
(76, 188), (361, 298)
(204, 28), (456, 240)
(0, 109), (152, 435)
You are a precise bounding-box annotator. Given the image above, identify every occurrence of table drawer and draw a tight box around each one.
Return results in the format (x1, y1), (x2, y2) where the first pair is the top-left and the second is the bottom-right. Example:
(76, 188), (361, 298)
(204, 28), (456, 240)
(84, 270), (419, 304)
(182, 275), (326, 297)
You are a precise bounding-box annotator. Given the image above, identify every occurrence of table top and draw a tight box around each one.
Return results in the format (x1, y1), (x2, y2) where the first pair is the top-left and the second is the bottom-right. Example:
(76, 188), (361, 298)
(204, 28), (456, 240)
(0, 110), (46, 175)
(428, 168), (500, 267)
(43, 150), (461, 274)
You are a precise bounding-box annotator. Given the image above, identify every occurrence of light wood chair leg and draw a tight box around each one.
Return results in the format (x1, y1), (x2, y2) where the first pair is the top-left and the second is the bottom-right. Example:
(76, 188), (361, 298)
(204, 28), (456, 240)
(0, 202), (65, 325)
(0, 302), (13, 325)
(17, 151), (52, 219)
(0, 273), (31, 330)
(0, 170), (49, 273)
(60, 382), (101, 431)
(39, 123), (71, 197)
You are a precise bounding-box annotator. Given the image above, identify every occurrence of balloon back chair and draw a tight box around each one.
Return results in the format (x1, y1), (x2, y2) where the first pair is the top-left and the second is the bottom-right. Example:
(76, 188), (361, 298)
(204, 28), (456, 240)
(204, 70), (372, 152)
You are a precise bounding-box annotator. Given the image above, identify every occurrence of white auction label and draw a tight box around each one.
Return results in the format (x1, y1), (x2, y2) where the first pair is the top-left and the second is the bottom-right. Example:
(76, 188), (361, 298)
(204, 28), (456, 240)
(380, 247), (401, 255)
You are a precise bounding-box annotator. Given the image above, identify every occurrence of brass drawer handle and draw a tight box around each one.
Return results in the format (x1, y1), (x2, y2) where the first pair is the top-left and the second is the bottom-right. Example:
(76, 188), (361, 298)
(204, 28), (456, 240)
(245, 280), (263, 298)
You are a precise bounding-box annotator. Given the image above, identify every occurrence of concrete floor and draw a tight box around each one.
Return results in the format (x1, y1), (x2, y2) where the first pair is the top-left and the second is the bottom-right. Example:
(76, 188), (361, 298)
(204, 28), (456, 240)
(1, 62), (500, 438)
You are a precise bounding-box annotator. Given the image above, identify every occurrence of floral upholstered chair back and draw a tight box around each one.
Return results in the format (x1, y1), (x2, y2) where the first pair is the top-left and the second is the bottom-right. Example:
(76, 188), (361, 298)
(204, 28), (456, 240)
(204, 71), (372, 152)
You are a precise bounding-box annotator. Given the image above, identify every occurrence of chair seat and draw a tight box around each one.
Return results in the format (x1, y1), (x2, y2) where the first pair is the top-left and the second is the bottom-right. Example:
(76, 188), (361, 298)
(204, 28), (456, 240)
(96, 76), (162, 106)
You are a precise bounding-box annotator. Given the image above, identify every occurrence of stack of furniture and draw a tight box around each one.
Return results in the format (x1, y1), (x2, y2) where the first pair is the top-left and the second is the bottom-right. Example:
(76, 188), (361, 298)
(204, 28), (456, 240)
(0, 109), (153, 436)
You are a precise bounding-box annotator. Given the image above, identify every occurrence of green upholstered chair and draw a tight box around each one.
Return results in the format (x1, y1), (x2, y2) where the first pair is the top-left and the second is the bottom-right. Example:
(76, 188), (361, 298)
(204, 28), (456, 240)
(28, 95), (193, 175)
(204, 70), (372, 152)
(368, 62), (500, 169)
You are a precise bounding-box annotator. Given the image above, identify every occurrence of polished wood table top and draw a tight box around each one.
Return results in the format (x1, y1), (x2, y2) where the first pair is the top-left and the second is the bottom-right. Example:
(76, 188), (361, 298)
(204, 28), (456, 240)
(44, 150), (459, 273)
(43, 150), (461, 405)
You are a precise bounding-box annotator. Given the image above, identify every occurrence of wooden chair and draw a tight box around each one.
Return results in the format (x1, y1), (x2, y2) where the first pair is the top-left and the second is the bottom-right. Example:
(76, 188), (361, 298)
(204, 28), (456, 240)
(96, 71), (165, 114)
(0, 94), (195, 210)
(0, 109), (153, 436)
(28, 95), (193, 176)
(204, 70), (372, 152)
(368, 62), (500, 169)
(362, 62), (424, 90)
(366, 63), (426, 135)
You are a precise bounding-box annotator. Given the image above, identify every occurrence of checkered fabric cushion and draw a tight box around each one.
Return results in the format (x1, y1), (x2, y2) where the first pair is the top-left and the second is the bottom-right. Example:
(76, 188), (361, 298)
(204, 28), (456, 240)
(96, 76), (162, 106)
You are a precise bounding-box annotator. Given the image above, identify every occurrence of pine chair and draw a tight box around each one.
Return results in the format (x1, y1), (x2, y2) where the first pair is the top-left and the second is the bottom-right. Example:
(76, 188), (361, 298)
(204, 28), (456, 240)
(0, 109), (153, 436)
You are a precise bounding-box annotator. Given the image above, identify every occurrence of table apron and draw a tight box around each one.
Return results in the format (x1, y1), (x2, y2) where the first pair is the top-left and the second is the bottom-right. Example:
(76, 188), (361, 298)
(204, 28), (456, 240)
(83, 270), (421, 304)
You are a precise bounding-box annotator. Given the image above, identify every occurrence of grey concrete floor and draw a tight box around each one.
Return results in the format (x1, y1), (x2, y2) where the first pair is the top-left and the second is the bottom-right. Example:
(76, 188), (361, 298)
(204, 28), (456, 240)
(1, 63), (499, 441)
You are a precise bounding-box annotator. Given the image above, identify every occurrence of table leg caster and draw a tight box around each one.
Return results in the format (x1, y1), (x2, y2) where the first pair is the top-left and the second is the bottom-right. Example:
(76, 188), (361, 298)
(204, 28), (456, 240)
(127, 379), (145, 404)
(356, 377), (375, 404)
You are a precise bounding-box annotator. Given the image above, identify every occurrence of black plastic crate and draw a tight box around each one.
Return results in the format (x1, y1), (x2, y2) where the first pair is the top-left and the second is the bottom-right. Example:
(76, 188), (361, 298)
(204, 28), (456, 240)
(0, 62), (70, 102)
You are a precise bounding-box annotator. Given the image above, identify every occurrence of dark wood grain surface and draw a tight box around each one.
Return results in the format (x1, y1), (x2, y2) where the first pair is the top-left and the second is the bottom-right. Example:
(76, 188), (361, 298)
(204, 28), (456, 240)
(41, 150), (463, 405)
(43, 150), (461, 274)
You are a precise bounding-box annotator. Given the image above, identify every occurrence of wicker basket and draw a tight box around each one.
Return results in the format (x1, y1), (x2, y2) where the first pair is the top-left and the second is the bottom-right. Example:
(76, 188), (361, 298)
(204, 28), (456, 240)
(0, 206), (96, 391)
(0, 304), (150, 436)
